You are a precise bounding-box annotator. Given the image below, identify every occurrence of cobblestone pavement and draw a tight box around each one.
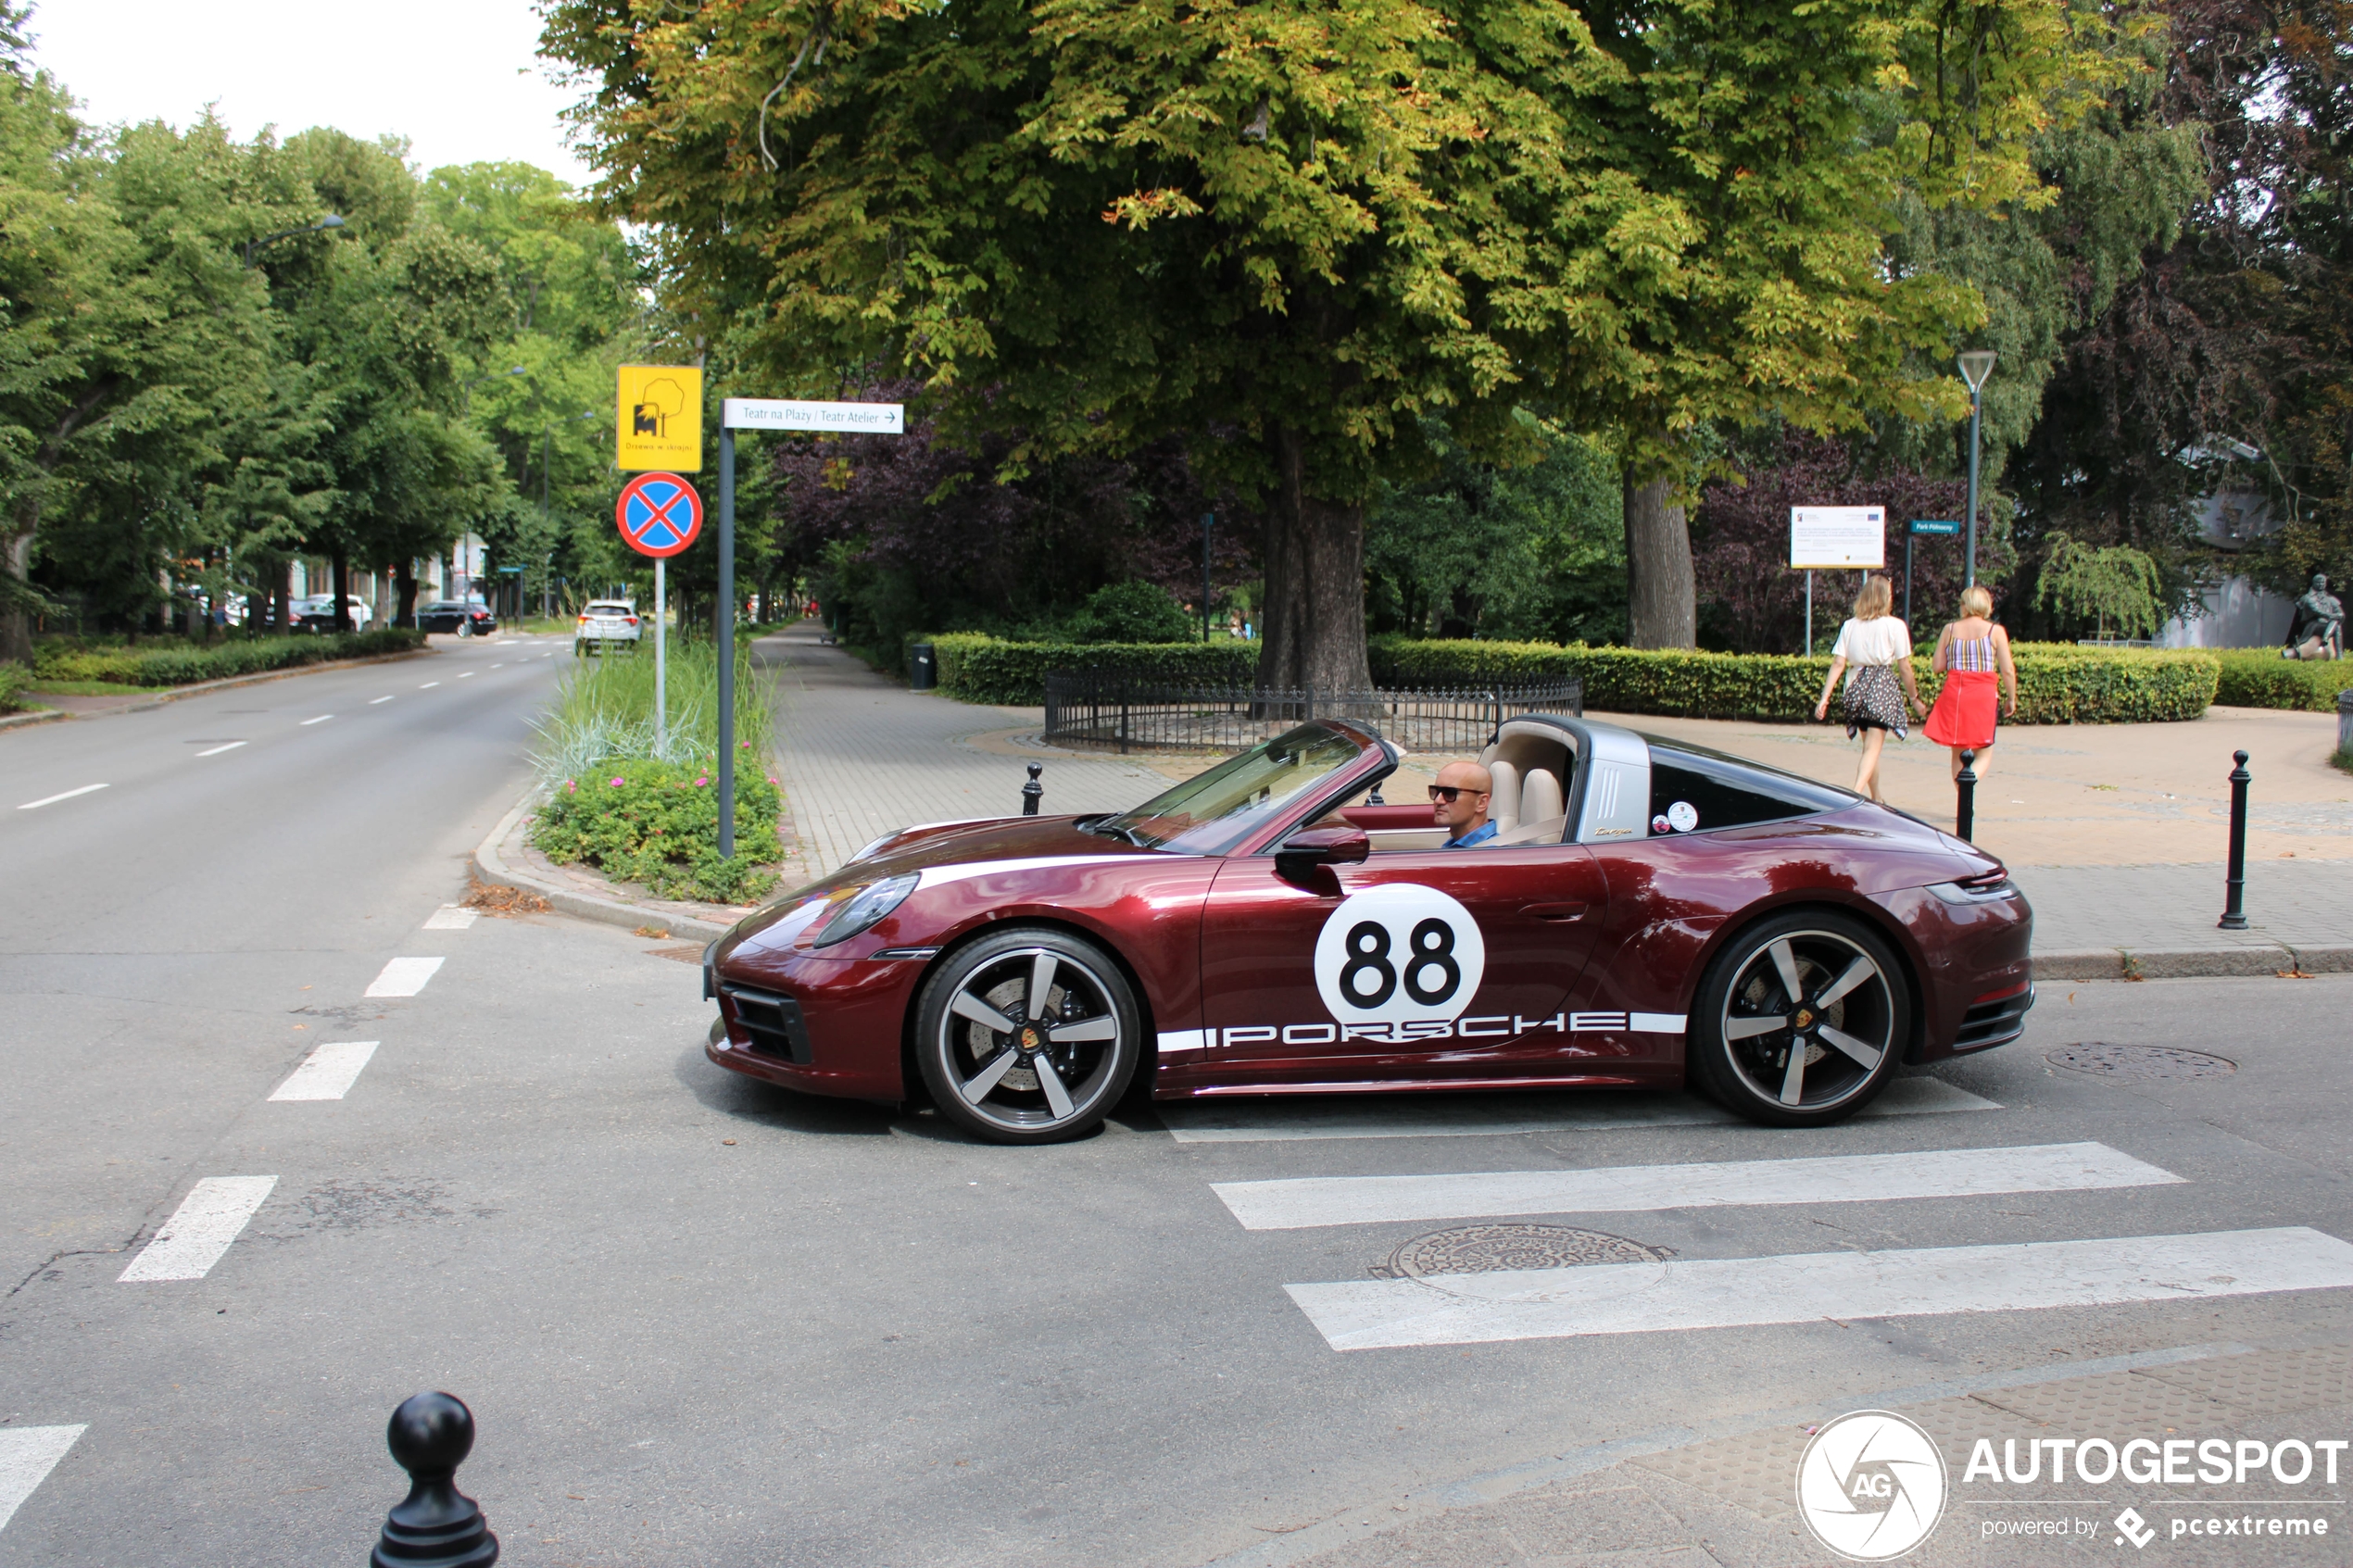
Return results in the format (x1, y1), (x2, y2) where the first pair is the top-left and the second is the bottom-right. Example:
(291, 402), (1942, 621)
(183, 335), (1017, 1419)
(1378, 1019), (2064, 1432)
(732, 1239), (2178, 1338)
(761, 625), (1173, 876)
(760, 628), (2353, 960)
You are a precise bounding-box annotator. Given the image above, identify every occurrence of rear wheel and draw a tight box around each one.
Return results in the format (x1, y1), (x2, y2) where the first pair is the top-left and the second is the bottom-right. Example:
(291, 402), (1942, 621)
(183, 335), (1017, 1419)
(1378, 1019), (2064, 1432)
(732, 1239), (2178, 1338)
(914, 928), (1140, 1145)
(1688, 911), (1908, 1127)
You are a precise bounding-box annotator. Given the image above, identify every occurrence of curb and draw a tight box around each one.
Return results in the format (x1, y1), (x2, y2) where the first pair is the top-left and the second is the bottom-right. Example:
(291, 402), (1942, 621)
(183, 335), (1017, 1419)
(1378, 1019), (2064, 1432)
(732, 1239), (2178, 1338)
(2036, 943), (2353, 980)
(470, 791), (737, 943)
(0, 707), (68, 731)
(2, 646), (437, 728)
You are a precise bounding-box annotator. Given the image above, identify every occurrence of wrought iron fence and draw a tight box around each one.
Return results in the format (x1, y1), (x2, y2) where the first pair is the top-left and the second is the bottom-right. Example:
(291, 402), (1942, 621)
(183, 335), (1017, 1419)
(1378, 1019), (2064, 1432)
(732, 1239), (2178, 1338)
(1042, 671), (1582, 754)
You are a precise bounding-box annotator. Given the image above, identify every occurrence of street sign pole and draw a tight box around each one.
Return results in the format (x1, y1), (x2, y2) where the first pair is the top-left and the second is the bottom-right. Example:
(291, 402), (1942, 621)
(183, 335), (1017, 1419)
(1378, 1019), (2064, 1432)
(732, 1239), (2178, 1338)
(1806, 571), (1814, 657)
(1202, 512), (1214, 645)
(1904, 530), (1914, 627)
(717, 426), (736, 859)
(654, 557), (666, 759)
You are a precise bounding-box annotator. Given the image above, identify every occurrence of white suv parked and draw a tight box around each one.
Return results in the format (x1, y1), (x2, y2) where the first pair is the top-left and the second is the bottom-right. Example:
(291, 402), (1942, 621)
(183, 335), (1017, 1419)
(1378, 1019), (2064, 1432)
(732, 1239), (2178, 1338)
(574, 600), (642, 656)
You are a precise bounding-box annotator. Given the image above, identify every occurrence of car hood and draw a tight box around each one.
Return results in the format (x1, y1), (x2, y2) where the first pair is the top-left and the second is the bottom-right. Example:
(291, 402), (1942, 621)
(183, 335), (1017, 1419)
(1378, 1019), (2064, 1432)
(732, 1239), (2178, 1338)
(729, 814), (1160, 942)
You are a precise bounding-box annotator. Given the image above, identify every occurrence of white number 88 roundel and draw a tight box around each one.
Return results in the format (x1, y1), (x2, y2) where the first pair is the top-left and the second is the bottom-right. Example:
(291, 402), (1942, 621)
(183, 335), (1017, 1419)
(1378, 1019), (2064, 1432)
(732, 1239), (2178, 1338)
(1312, 884), (1488, 1025)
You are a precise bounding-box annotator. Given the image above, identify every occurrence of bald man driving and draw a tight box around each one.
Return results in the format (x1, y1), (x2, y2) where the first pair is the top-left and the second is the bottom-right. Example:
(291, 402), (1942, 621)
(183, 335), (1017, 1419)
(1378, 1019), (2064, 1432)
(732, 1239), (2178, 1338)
(1430, 760), (1497, 848)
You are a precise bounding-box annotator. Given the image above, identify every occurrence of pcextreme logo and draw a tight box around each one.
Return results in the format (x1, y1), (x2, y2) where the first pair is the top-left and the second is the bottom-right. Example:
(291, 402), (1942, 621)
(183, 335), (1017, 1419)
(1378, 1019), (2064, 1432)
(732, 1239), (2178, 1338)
(1796, 1411), (1950, 1561)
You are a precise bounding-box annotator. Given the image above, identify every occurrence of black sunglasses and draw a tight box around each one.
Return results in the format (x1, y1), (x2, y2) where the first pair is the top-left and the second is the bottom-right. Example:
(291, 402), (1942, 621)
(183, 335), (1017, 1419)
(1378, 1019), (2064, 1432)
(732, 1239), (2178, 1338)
(1428, 785), (1485, 803)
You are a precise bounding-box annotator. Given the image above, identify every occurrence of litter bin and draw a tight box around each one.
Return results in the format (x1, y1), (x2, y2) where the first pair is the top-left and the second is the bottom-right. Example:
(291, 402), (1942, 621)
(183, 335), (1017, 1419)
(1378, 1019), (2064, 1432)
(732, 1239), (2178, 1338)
(910, 642), (937, 692)
(2338, 687), (2351, 758)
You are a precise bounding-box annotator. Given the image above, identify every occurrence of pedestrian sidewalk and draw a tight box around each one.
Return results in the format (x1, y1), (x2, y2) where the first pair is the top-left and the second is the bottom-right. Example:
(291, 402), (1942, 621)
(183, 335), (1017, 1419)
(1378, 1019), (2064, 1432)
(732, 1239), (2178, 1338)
(754, 627), (2349, 975)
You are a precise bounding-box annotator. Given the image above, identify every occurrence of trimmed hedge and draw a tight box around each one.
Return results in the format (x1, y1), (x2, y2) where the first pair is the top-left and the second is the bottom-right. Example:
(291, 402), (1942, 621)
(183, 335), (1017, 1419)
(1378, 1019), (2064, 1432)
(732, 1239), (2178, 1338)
(2211, 651), (2348, 713)
(912, 632), (1257, 705)
(0, 661), (30, 714)
(31, 628), (425, 688)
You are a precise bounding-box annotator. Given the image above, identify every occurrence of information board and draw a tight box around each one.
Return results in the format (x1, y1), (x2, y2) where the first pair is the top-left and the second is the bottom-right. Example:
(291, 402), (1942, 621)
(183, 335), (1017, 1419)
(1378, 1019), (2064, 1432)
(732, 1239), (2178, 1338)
(722, 397), (904, 433)
(1790, 507), (1887, 569)
(616, 366), (704, 472)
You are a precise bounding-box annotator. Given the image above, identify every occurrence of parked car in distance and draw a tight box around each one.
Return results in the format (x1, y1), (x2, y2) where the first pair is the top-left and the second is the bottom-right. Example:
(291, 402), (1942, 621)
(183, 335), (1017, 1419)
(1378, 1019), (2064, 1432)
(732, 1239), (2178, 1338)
(574, 600), (641, 656)
(296, 595), (374, 632)
(415, 599), (497, 636)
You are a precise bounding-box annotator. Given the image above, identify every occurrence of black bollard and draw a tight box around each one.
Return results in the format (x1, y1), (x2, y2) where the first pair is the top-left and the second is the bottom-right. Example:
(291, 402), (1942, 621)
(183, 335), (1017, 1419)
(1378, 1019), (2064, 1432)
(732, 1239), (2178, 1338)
(372, 1392), (498, 1567)
(1020, 761), (1043, 817)
(1955, 749), (1977, 842)
(2219, 748), (2251, 930)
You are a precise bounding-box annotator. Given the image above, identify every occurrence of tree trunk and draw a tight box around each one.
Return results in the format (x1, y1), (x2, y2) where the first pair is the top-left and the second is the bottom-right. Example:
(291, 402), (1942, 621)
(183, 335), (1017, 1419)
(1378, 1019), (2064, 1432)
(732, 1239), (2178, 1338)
(1254, 427), (1373, 692)
(0, 529), (33, 665)
(273, 561), (292, 634)
(332, 548), (352, 633)
(1623, 474), (1696, 648)
(395, 560), (419, 627)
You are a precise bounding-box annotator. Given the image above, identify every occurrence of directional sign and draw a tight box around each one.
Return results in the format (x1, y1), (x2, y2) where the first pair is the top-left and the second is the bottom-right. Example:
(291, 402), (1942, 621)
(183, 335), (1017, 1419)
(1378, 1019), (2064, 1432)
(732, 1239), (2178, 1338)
(615, 472), (703, 558)
(617, 365), (703, 472)
(723, 397), (904, 433)
(1909, 519), (1962, 536)
(1791, 506), (1886, 569)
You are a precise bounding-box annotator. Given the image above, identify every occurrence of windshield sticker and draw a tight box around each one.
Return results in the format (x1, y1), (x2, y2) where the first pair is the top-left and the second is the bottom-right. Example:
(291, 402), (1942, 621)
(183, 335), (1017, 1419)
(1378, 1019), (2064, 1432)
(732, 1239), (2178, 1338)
(1667, 800), (1699, 833)
(1312, 884), (1487, 1027)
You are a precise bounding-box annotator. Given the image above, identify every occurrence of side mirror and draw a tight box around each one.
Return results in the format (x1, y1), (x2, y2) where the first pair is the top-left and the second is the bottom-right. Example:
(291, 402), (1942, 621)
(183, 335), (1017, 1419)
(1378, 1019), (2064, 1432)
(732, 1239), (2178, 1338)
(1275, 824), (1369, 879)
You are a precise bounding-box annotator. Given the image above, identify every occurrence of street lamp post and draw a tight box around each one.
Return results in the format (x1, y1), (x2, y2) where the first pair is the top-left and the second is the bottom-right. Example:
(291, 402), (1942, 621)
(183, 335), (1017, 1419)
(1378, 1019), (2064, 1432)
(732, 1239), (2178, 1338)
(241, 213), (346, 269)
(1957, 350), (1996, 589)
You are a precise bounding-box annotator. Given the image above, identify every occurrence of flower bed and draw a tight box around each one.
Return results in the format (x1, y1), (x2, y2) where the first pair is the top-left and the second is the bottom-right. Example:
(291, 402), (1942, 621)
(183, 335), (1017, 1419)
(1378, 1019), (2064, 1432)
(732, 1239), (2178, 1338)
(530, 759), (786, 905)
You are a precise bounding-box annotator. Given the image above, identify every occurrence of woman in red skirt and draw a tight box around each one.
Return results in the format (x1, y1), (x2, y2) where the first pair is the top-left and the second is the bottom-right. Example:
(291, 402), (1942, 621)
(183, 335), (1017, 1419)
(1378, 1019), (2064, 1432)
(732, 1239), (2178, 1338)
(1923, 585), (2018, 778)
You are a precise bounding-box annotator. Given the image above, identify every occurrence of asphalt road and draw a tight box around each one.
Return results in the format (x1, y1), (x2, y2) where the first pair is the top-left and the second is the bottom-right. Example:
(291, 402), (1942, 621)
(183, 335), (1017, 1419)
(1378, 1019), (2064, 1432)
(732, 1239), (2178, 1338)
(1, 654), (2347, 1567)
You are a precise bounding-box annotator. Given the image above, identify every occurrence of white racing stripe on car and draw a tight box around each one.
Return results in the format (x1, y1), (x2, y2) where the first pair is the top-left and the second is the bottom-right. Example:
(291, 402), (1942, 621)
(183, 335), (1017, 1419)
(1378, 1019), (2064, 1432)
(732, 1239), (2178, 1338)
(1629, 1012), (1684, 1034)
(913, 854), (1145, 888)
(1160, 1076), (1998, 1143)
(0, 1425), (86, 1533)
(1214, 1141), (2179, 1231)
(1157, 1030), (1211, 1055)
(269, 1041), (379, 1101)
(1286, 1227), (2353, 1350)
(363, 956), (444, 997)
(117, 1176), (277, 1282)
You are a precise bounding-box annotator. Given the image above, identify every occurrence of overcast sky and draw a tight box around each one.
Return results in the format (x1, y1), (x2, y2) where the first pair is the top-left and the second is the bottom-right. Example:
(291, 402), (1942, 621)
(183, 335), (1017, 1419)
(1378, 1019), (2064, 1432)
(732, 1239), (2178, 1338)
(29, 0), (595, 186)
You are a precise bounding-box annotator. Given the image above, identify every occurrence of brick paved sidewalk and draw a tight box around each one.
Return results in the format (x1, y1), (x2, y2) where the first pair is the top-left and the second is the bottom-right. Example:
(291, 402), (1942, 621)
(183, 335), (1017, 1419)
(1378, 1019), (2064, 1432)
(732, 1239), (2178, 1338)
(760, 627), (2352, 968)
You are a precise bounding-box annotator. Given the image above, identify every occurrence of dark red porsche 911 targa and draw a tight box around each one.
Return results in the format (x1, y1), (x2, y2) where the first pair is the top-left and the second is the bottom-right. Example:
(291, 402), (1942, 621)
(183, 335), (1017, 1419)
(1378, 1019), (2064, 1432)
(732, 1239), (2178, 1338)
(704, 715), (2032, 1144)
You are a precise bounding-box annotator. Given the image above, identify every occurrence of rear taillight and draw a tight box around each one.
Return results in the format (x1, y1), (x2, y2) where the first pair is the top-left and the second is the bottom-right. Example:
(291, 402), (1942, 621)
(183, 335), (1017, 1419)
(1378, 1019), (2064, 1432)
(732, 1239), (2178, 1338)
(624, 616), (638, 625)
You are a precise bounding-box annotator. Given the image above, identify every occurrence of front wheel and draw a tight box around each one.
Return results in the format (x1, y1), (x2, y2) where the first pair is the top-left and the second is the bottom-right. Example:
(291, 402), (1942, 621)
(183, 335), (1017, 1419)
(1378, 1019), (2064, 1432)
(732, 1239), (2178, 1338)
(1688, 911), (1909, 1127)
(914, 928), (1141, 1145)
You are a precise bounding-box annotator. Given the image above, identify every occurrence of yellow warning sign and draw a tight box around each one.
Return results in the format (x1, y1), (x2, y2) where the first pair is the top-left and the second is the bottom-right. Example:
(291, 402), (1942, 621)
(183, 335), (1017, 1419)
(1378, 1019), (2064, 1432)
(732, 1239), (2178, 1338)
(616, 365), (703, 472)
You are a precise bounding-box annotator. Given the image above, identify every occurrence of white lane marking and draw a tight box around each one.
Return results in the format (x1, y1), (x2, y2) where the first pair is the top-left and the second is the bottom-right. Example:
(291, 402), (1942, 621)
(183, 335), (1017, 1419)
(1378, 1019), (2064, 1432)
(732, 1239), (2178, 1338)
(1214, 1142), (2179, 1231)
(369, 696), (394, 705)
(1286, 1226), (2353, 1350)
(18, 784), (108, 810)
(117, 1176), (278, 1282)
(422, 904), (478, 930)
(299, 715), (333, 725)
(420, 682), (440, 689)
(490, 663), (503, 668)
(363, 956), (444, 997)
(269, 1041), (379, 1101)
(1164, 1076), (1997, 1144)
(0, 1425), (86, 1533)
(195, 742), (246, 758)
(458, 671), (475, 679)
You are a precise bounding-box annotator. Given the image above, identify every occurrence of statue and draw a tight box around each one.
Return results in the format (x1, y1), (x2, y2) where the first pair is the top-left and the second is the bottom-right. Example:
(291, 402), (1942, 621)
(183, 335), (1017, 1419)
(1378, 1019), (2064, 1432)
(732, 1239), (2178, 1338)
(2283, 573), (2344, 660)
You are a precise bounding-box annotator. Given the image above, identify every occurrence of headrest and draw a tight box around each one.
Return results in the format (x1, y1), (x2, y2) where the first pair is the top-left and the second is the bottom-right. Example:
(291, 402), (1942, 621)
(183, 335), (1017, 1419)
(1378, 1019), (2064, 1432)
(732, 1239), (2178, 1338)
(1486, 759), (1521, 833)
(1519, 767), (1565, 825)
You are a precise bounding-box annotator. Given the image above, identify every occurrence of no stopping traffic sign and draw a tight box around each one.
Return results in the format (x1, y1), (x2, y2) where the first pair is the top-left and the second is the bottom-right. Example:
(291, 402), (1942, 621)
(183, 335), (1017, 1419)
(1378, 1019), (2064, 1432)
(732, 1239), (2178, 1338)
(615, 472), (703, 558)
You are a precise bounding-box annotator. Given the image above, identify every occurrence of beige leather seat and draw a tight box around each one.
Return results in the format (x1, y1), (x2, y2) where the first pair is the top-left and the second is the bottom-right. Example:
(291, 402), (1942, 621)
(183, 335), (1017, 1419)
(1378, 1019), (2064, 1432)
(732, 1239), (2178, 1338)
(1485, 759), (1521, 834)
(1519, 767), (1564, 824)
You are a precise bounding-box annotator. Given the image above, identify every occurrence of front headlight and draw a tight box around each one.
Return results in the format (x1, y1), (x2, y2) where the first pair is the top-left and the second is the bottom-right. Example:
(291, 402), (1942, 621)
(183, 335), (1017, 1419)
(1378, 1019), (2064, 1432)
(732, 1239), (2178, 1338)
(812, 873), (921, 947)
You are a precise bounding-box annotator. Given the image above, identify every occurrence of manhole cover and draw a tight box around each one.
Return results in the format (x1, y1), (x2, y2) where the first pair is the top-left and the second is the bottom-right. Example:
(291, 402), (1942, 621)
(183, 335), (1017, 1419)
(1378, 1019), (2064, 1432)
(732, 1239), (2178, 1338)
(2045, 1043), (2237, 1081)
(1373, 1223), (1668, 1280)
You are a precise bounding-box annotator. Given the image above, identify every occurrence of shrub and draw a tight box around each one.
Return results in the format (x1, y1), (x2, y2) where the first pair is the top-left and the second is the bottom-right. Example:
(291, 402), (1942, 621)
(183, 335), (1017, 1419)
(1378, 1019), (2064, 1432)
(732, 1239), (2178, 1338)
(914, 632), (1257, 704)
(1065, 579), (1199, 644)
(2211, 651), (2348, 713)
(528, 640), (774, 788)
(31, 629), (424, 687)
(530, 759), (785, 904)
(0, 661), (30, 713)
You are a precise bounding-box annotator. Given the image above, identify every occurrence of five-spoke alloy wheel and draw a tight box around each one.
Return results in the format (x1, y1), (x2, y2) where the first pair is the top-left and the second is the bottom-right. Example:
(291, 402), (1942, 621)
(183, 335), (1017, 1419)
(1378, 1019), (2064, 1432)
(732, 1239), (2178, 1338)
(1689, 911), (1909, 1127)
(914, 928), (1141, 1144)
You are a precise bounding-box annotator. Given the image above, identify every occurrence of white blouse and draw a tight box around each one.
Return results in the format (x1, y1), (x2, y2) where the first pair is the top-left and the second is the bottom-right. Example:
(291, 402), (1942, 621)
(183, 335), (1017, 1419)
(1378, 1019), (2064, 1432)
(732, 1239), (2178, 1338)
(1831, 615), (1912, 674)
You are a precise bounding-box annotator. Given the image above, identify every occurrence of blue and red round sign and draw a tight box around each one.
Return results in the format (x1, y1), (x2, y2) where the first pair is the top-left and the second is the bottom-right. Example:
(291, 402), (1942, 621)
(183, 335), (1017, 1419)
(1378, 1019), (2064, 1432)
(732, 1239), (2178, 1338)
(615, 472), (703, 558)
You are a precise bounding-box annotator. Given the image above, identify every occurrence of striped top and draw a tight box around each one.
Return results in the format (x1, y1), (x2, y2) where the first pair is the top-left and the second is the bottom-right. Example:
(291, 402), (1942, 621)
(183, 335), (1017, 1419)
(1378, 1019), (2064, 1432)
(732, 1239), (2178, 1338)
(1947, 633), (1997, 672)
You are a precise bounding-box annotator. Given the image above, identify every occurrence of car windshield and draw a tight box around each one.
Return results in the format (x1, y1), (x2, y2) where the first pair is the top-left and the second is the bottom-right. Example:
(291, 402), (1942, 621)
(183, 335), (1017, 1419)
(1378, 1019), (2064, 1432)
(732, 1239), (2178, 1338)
(585, 603), (632, 615)
(1092, 722), (1368, 855)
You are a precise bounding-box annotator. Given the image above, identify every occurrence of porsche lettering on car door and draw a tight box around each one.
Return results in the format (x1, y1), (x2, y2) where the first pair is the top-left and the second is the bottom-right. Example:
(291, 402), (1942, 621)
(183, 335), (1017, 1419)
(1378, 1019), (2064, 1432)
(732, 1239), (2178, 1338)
(1194, 845), (1610, 1083)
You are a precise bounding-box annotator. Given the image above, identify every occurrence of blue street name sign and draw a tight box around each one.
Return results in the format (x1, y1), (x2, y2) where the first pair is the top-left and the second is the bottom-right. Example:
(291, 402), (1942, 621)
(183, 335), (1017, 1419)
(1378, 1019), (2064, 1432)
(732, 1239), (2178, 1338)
(1910, 519), (1961, 536)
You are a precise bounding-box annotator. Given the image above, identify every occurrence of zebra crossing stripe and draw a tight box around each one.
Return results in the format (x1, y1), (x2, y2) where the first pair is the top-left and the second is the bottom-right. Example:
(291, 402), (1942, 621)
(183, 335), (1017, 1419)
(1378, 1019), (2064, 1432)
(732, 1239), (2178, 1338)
(0, 1426), (84, 1533)
(268, 1041), (378, 1101)
(117, 1176), (277, 1282)
(1214, 1142), (2178, 1232)
(1286, 1226), (2353, 1350)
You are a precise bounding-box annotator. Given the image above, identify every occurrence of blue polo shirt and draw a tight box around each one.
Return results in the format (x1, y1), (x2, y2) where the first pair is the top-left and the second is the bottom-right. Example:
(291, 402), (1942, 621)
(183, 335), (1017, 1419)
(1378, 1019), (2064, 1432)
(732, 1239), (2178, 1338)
(1442, 820), (1498, 849)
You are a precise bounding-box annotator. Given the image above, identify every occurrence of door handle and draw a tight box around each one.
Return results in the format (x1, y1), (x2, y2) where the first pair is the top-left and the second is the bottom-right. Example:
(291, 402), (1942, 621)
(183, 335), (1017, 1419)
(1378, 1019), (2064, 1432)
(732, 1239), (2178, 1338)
(1522, 902), (1589, 922)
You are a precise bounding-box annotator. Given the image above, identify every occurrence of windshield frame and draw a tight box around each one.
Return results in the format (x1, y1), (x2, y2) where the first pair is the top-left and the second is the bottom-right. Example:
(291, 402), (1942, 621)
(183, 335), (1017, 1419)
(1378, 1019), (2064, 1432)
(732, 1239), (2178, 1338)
(1091, 721), (1391, 857)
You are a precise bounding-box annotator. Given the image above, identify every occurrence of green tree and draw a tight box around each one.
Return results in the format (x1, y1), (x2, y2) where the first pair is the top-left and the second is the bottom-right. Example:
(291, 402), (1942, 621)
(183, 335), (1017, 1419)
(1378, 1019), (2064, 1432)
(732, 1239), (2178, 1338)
(2034, 529), (2165, 637)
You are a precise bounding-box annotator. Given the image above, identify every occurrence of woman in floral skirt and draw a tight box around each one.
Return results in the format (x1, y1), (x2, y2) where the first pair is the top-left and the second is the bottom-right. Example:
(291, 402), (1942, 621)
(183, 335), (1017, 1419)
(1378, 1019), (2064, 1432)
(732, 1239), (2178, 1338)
(1922, 583), (2018, 778)
(1811, 575), (1924, 802)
